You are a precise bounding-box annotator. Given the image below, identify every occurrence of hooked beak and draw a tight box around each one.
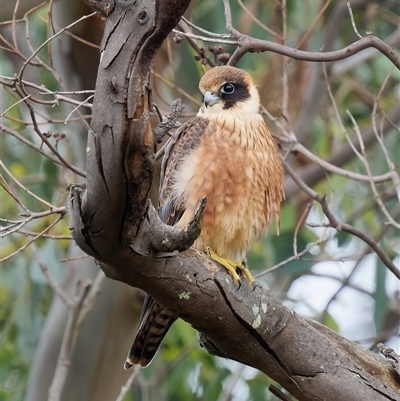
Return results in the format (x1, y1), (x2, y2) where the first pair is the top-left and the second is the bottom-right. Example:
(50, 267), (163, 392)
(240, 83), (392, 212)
(203, 91), (220, 107)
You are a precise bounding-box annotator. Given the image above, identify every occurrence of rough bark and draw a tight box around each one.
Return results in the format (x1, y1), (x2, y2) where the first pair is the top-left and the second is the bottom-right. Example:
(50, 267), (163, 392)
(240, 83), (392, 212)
(67, 0), (400, 400)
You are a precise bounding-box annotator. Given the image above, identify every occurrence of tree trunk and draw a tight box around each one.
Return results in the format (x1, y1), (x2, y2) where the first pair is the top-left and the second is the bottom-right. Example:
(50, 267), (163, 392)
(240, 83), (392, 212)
(67, 0), (400, 400)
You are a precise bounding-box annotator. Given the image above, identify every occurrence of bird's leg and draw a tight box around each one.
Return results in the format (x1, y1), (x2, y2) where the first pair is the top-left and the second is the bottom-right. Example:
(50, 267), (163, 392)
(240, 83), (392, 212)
(206, 247), (254, 284)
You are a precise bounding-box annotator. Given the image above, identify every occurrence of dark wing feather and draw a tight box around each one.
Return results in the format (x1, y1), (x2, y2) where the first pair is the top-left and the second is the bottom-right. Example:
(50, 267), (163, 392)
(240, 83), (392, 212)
(125, 116), (208, 369)
(158, 116), (208, 225)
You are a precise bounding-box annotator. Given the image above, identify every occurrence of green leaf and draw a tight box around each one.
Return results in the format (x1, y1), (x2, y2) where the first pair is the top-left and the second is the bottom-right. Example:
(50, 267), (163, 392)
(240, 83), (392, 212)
(323, 312), (339, 333)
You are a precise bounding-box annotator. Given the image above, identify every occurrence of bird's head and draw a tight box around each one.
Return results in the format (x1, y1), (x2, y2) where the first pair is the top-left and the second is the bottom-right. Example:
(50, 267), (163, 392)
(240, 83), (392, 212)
(198, 66), (260, 116)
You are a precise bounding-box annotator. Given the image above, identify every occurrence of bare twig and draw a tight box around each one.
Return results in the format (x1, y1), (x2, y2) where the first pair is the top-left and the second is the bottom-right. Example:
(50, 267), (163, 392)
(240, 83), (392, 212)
(296, 0), (333, 50)
(48, 281), (92, 401)
(1, 74), (95, 108)
(282, 159), (400, 280)
(175, 21), (216, 67)
(280, 0), (290, 123)
(332, 27), (400, 77)
(236, 0), (282, 41)
(216, 364), (246, 401)
(293, 202), (313, 256)
(0, 93), (31, 116)
(19, 230), (73, 240)
(181, 16), (233, 39)
(290, 142), (394, 184)
(346, 110), (400, 229)
(21, 93), (87, 177)
(1, 124), (76, 171)
(1, 215), (64, 262)
(321, 253), (366, 323)
(371, 71), (400, 201)
(172, 28), (238, 45)
(153, 98), (183, 143)
(269, 385), (292, 401)
(31, 244), (71, 307)
(19, 12), (97, 83)
(64, 94), (94, 124)
(0, 160), (56, 209)
(0, 173), (30, 214)
(115, 366), (140, 401)
(255, 238), (325, 278)
(76, 271), (106, 328)
(347, 0), (363, 39)
(152, 70), (201, 107)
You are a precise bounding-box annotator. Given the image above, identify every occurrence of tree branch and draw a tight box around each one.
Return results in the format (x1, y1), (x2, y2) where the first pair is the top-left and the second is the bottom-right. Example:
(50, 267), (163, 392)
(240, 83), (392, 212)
(222, 0), (400, 67)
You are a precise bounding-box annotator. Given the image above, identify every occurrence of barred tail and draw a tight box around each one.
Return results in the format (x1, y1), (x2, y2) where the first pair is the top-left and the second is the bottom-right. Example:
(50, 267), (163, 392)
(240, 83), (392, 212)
(124, 295), (177, 369)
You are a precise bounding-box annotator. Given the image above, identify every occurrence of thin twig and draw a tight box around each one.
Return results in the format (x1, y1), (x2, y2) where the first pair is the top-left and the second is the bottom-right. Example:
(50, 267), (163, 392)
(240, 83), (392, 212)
(347, 0), (363, 39)
(290, 142), (394, 184)
(296, 0), (332, 50)
(0, 124), (78, 170)
(228, 33), (400, 68)
(371, 71), (400, 201)
(19, 230), (73, 240)
(19, 12), (97, 82)
(0, 173), (30, 214)
(255, 238), (325, 278)
(237, 0), (282, 41)
(346, 110), (400, 229)
(1, 215), (64, 262)
(293, 202), (313, 256)
(0, 212), (64, 263)
(172, 29), (238, 45)
(1, 74), (94, 108)
(321, 253), (366, 323)
(269, 385), (292, 401)
(216, 364), (246, 401)
(64, 94), (94, 124)
(115, 366), (140, 401)
(181, 16), (233, 39)
(31, 244), (71, 307)
(21, 91), (87, 177)
(0, 160), (56, 209)
(76, 271), (106, 328)
(280, 0), (290, 124)
(282, 159), (400, 280)
(176, 21), (216, 67)
(48, 281), (92, 401)
(152, 70), (201, 107)
(0, 93), (31, 116)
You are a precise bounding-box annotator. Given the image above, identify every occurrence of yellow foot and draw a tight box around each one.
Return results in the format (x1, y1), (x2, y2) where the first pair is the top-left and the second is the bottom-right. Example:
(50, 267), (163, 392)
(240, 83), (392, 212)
(206, 247), (254, 284)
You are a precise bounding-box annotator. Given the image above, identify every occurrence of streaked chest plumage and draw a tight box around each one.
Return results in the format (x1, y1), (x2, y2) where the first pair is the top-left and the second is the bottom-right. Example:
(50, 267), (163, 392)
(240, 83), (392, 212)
(173, 114), (284, 261)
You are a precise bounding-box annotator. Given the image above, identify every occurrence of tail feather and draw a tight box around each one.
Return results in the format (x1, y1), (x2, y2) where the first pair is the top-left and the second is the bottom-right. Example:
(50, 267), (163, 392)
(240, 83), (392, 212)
(125, 295), (177, 369)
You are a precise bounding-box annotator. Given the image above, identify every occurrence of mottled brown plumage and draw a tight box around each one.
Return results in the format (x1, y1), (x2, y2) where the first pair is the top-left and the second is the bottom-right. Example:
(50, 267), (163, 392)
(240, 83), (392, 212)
(125, 66), (284, 369)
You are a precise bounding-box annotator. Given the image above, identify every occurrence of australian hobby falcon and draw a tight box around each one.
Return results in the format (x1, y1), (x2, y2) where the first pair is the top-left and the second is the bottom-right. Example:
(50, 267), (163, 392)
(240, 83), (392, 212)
(124, 65), (284, 369)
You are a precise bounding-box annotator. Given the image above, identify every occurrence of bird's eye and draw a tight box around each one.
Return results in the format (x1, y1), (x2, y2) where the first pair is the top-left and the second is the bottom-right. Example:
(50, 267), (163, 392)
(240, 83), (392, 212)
(220, 83), (235, 95)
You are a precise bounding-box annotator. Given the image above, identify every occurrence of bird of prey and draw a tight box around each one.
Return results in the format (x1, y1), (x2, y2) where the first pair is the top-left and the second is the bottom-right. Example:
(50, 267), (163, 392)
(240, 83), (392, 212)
(124, 65), (284, 369)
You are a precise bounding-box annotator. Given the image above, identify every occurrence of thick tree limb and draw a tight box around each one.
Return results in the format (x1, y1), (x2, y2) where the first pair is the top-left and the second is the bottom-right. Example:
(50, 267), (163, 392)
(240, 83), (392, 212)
(68, 0), (400, 400)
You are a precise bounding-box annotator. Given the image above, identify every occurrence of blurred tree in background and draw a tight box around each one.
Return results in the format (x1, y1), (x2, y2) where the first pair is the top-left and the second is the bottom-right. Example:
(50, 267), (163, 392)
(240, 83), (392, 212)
(1, 0), (399, 400)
